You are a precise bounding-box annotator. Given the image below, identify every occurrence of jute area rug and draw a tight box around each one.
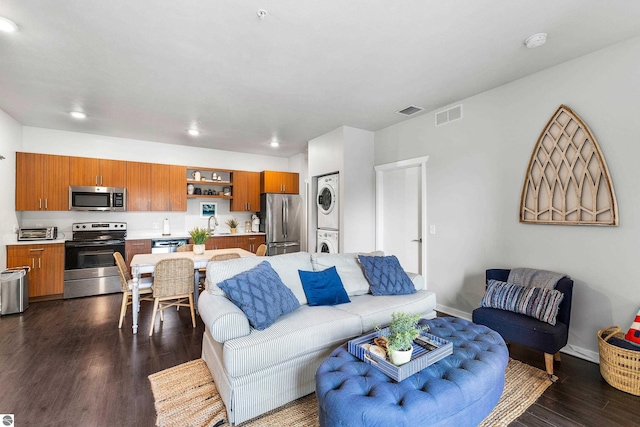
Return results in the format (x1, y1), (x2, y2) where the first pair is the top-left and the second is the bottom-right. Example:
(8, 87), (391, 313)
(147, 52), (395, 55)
(148, 358), (552, 427)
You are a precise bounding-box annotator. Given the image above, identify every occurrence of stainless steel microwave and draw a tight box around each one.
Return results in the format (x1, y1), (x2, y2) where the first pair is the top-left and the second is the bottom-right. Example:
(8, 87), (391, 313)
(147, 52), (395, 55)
(69, 186), (126, 211)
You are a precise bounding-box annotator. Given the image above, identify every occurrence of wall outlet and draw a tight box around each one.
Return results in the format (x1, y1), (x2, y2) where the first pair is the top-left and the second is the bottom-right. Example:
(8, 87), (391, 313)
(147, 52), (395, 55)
(152, 222), (159, 229)
(13, 224), (18, 233)
(429, 225), (436, 235)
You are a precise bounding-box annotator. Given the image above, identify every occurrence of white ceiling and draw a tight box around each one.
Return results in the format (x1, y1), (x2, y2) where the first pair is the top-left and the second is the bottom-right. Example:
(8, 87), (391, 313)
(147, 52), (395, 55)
(1, 1), (640, 158)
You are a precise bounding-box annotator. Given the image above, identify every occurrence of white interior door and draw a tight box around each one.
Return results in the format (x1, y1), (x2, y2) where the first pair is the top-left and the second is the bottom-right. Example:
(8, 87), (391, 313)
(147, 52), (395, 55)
(375, 157), (428, 276)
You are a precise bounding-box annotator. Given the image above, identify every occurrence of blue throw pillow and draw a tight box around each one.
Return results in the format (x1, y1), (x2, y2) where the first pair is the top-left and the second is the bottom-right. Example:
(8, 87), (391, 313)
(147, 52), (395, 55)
(357, 255), (416, 296)
(480, 279), (564, 325)
(298, 266), (350, 306)
(217, 261), (299, 330)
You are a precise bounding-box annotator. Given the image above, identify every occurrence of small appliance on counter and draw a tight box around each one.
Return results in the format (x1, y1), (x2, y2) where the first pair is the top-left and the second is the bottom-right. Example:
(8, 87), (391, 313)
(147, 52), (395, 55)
(18, 227), (58, 241)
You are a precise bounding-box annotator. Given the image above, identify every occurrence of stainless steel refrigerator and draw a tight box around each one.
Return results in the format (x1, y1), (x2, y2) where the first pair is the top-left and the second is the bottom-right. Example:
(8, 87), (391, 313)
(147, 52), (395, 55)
(259, 193), (302, 256)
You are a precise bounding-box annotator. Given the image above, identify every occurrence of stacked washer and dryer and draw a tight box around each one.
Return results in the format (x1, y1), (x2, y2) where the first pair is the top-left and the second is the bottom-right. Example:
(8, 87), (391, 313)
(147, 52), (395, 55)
(316, 173), (339, 253)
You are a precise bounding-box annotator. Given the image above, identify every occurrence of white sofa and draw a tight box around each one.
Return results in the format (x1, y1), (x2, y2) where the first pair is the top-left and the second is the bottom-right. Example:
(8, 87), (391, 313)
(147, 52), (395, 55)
(198, 251), (437, 425)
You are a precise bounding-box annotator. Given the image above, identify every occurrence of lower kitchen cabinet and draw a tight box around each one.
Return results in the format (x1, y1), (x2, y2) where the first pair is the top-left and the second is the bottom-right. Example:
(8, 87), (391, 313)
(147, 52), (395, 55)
(125, 239), (151, 274)
(203, 235), (265, 252)
(7, 243), (64, 300)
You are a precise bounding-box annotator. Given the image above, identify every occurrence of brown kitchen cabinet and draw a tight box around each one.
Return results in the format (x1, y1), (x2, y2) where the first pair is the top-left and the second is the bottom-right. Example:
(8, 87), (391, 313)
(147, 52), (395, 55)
(126, 161), (152, 211)
(125, 239), (151, 274)
(231, 170), (260, 212)
(260, 171), (299, 194)
(16, 152), (70, 211)
(236, 235), (265, 253)
(151, 164), (187, 211)
(69, 157), (127, 187)
(7, 243), (64, 300)
(204, 236), (237, 250)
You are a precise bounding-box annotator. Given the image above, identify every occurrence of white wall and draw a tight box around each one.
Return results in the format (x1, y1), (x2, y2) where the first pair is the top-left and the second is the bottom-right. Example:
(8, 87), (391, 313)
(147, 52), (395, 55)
(308, 126), (375, 253)
(19, 127), (291, 236)
(0, 109), (23, 270)
(374, 36), (640, 361)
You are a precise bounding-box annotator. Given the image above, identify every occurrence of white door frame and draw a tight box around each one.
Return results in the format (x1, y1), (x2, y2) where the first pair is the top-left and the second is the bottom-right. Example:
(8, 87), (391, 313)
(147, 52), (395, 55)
(375, 156), (429, 279)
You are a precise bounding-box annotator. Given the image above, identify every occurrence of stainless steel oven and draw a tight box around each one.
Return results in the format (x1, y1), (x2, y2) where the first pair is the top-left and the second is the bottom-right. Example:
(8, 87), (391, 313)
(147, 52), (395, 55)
(64, 222), (127, 299)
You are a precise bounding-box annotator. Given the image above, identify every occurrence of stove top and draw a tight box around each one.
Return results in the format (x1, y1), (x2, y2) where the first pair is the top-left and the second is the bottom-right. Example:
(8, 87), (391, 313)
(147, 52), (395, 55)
(71, 222), (127, 241)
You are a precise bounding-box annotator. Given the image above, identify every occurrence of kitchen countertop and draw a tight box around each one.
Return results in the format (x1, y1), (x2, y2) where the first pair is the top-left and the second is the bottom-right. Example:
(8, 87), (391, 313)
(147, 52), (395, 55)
(5, 238), (67, 246)
(4, 231), (265, 245)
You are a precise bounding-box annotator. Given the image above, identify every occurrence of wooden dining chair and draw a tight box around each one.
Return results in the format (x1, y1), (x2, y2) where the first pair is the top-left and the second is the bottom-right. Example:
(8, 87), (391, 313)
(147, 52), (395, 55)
(176, 244), (193, 253)
(255, 244), (267, 256)
(149, 258), (196, 336)
(114, 252), (154, 329)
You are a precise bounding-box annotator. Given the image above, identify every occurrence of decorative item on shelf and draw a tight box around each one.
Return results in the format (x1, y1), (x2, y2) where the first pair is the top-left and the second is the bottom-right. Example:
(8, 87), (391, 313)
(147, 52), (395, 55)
(206, 189), (213, 196)
(217, 175), (222, 182)
(379, 312), (426, 366)
(223, 186), (231, 196)
(244, 221), (251, 233)
(225, 218), (239, 234)
(194, 187), (202, 195)
(201, 177), (206, 181)
(212, 172), (218, 181)
(188, 227), (210, 255)
(192, 171), (201, 181)
(187, 184), (195, 195)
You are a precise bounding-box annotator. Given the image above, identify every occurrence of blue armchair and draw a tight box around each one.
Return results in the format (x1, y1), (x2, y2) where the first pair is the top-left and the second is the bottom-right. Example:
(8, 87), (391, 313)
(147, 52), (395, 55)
(472, 268), (573, 379)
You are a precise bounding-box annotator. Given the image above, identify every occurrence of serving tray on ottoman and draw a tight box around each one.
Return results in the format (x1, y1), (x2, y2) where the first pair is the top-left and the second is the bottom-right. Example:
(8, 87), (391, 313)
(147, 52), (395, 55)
(347, 327), (453, 382)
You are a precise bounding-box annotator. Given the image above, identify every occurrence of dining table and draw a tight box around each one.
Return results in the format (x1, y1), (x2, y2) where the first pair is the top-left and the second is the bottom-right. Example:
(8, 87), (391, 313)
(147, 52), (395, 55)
(129, 247), (255, 334)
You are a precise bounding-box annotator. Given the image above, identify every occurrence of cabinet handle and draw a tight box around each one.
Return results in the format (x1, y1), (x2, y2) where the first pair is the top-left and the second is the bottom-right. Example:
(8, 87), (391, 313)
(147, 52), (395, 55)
(29, 248), (45, 252)
(96, 176), (99, 186)
(31, 258), (35, 269)
(100, 176), (103, 186)
(45, 199), (48, 210)
(38, 257), (41, 269)
(39, 199), (42, 209)
(148, 200), (151, 210)
(132, 243), (145, 246)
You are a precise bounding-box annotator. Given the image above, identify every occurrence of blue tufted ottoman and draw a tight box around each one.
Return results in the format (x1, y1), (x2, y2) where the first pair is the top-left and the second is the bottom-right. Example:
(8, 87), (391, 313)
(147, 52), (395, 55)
(315, 317), (508, 427)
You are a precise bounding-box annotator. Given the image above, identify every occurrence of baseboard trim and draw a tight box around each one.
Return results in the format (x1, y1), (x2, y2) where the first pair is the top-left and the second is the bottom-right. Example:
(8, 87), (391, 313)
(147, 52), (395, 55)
(435, 304), (600, 364)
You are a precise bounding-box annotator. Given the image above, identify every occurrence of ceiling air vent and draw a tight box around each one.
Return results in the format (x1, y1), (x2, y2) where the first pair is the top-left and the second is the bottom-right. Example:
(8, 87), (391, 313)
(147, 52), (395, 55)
(435, 104), (463, 126)
(396, 105), (424, 116)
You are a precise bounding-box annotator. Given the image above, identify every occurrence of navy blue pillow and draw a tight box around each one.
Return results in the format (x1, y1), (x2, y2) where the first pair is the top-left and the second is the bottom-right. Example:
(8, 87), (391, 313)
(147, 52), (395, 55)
(217, 261), (299, 330)
(298, 266), (350, 306)
(358, 255), (416, 296)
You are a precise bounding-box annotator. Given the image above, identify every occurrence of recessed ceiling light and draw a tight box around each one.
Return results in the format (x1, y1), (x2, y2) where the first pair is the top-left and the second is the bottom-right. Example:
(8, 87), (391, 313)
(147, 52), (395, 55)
(70, 111), (87, 119)
(188, 128), (200, 137)
(0, 16), (18, 33)
(525, 33), (547, 49)
(270, 140), (279, 148)
(257, 9), (267, 19)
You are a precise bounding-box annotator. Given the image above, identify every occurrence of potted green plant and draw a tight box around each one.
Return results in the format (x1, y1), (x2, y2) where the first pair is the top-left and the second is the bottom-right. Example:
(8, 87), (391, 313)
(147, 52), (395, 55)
(189, 226), (210, 254)
(225, 218), (239, 234)
(385, 312), (425, 366)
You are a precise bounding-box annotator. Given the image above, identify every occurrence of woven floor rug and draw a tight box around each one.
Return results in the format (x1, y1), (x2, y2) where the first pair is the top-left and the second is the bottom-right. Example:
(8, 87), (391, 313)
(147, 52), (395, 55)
(149, 358), (552, 427)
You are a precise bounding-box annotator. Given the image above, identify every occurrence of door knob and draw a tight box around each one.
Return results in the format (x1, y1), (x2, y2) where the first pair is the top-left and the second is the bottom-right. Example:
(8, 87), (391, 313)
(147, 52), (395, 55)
(411, 238), (423, 243)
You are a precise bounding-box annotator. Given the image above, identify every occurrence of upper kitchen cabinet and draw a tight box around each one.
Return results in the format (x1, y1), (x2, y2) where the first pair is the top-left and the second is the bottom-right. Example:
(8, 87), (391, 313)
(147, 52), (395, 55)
(126, 161), (152, 211)
(128, 162), (186, 211)
(261, 171), (299, 194)
(151, 164), (187, 211)
(16, 152), (70, 211)
(69, 157), (127, 188)
(231, 170), (260, 212)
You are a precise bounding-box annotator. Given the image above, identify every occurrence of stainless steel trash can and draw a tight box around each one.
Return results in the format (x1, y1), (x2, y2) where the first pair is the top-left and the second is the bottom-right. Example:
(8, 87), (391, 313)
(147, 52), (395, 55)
(0, 267), (29, 315)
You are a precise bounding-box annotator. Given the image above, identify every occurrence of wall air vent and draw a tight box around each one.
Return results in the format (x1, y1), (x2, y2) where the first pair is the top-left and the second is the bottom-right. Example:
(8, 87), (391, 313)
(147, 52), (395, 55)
(435, 104), (463, 126)
(396, 105), (424, 116)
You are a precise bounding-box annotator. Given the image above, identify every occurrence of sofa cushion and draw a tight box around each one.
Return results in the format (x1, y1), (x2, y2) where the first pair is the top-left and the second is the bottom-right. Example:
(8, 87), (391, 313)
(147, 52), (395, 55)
(299, 266), (350, 306)
(207, 256), (263, 296)
(217, 261), (300, 330)
(480, 279), (564, 326)
(207, 252), (313, 305)
(358, 255), (416, 296)
(262, 252), (313, 305)
(222, 304), (363, 377)
(335, 290), (437, 332)
(311, 253), (371, 296)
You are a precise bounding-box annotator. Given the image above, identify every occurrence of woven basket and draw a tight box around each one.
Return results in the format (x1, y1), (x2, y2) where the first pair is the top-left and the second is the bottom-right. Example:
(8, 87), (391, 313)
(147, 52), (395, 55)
(598, 326), (640, 396)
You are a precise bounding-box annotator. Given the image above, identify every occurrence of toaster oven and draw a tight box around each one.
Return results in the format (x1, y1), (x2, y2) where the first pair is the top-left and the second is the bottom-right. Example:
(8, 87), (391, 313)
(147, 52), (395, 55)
(18, 227), (58, 241)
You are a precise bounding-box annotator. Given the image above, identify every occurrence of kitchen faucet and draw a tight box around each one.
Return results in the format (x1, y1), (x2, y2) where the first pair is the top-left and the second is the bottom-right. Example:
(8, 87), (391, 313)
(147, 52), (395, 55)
(208, 215), (218, 234)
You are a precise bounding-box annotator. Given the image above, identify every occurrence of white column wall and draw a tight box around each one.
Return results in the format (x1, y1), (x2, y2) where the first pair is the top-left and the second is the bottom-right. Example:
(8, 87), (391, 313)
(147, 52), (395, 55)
(0, 109), (23, 270)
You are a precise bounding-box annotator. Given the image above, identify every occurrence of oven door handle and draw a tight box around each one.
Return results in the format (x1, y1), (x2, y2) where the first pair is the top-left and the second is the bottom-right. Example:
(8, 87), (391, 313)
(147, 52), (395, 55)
(66, 240), (125, 248)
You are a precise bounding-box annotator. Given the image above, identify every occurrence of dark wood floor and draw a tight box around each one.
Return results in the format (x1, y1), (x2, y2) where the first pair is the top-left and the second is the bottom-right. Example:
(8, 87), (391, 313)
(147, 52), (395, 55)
(0, 295), (638, 426)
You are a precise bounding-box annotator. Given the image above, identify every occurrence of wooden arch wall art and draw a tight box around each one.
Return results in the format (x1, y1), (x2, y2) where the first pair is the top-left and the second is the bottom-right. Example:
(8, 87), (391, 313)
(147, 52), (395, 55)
(520, 104), (618, 226)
